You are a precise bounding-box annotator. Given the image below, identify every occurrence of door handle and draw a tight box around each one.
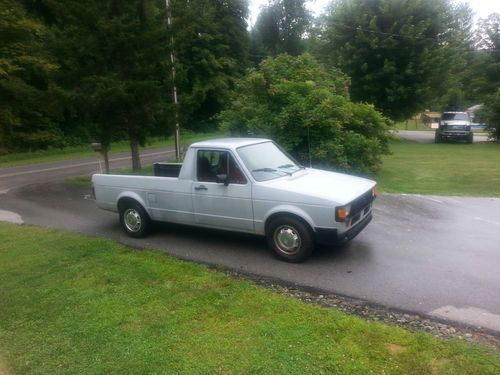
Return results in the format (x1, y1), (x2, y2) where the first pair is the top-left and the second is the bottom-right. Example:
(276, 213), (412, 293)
(195, 185), (208, 191)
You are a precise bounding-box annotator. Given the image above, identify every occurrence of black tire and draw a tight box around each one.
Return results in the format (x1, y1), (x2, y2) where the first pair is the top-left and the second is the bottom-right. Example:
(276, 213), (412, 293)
(434, 132), (441, 143)
(119, 201), (150, 238)
(266, 216), (314, 262)
(467, 133), (473, 144)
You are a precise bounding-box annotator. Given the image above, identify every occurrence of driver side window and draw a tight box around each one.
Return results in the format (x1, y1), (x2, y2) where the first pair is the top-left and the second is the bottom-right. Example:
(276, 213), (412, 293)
(196, 150), (247, 184)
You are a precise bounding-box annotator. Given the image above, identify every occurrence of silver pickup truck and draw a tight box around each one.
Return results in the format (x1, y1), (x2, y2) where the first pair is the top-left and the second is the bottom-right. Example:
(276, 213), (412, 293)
(92, 138), (377, 262)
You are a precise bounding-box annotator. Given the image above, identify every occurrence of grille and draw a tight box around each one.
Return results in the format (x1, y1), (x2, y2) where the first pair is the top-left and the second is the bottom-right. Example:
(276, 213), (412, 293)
(350, 189), (374, 217)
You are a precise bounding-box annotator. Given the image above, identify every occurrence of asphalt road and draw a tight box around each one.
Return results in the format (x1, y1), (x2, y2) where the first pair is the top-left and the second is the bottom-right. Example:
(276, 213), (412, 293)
(395, 130), (489, 143)
(1, 152), (500, 332)
(0, 147), (176, 193)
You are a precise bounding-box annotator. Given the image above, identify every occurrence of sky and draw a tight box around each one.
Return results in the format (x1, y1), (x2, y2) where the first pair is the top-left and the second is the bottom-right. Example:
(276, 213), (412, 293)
(248, 0), (500, 27)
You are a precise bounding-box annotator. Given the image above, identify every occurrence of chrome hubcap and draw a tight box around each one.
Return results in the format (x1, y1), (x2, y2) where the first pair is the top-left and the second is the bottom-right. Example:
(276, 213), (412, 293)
(274, 225), (301, 254)
(124, 208), (142, 232)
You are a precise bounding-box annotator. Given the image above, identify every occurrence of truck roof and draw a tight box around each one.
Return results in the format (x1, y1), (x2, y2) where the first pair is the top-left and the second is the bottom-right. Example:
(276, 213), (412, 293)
(190, 137), (271, 150)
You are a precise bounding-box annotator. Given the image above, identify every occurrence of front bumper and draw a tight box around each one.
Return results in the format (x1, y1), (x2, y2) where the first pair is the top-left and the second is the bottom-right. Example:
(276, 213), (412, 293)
(439, 131), (470, 139)
(314, 212), (373, 246)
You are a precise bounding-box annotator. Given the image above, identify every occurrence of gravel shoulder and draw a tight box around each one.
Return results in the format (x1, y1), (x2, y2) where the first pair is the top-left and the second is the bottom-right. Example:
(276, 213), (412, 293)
(228, 270), (500, 349)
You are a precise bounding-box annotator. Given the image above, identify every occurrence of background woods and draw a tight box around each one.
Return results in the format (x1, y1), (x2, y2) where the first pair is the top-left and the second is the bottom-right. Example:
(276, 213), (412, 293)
(1, 0), (499, 171)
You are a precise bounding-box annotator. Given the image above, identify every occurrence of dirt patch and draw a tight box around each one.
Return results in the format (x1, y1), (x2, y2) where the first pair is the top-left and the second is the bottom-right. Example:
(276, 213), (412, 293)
(385, 343), (406, 354)
(0, 356), (12, 375)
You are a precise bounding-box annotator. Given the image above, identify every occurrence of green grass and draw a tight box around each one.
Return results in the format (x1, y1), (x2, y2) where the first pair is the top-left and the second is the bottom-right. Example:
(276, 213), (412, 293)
(0, 131), (223, 169)
(0, 223), (498, 374)
(377, 139), (500, 196)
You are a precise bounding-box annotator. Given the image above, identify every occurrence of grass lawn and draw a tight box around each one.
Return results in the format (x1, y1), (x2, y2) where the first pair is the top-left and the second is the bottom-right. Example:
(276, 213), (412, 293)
(0, 223), (498, 374)
(377, 139), (500, 197)
(0, 131), (223, 169)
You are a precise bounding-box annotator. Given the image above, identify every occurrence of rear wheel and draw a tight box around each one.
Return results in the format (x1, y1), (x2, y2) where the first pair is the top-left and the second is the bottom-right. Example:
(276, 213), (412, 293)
(119, 201), (150, 238)
(266, 217), (314, 262)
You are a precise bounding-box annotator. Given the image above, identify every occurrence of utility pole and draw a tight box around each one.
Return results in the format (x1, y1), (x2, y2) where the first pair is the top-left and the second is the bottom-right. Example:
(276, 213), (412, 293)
(166, 0), (181, 160)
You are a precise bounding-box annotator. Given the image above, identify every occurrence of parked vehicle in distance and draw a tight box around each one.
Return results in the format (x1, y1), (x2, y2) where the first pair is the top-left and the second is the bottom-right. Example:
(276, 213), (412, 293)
(92, 138), (377, 262)
(435, 112), (473, 144)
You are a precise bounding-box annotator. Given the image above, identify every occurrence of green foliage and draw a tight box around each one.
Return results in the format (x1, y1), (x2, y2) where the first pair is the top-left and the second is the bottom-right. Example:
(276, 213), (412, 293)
(437, 2), (477, 111)
(470, 14), (500, 102)
(324, 0), (461, 120)
(480, 89), (500, 141)
(25, 0), (171, 169)
(172, 0), (250, 131)
(0, 0), (61, 152)
(220, 54), (390, 174)
(251, 0), (311, 62)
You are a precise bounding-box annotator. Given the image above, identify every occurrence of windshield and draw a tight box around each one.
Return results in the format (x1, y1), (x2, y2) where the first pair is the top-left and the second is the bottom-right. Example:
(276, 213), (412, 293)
(237, 142), (302, 181)
(442, 113), (469, 121)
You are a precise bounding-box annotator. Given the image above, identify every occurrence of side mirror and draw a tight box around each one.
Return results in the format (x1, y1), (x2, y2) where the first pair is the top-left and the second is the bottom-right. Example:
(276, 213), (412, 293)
(216, 174), (229, 186)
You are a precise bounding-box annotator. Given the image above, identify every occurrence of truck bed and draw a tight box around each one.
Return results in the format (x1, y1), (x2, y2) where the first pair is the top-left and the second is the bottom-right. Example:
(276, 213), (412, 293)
(153, 162), (182, 177)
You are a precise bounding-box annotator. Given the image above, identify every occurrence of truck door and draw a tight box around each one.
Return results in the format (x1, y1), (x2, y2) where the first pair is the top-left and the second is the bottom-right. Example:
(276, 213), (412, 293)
(192, 149), (254, 232)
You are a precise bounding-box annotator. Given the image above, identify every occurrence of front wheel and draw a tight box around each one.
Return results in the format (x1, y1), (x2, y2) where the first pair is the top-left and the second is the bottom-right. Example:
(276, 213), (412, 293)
(266, 217), (314, 262)
(119, 202), (150, 238)
(434, 132), (441, 143)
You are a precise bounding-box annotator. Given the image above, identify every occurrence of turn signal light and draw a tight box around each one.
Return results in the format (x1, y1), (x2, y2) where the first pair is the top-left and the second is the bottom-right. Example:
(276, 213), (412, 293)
(336, 207), (349, 222)
(372, 186), (379, 198)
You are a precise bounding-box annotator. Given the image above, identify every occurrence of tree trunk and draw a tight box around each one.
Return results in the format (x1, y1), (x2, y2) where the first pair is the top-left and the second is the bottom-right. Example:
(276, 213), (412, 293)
(130, 138), (141, 171)
(103, 149), (110, 174)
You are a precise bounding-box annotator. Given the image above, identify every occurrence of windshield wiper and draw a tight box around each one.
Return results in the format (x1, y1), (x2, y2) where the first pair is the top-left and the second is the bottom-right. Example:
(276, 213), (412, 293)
(252, 167), (291, 176)
(277, 164), (303, 175)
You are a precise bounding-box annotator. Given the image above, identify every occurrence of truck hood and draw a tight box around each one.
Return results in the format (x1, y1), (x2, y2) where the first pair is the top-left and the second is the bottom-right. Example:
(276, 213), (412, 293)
(260, 168), (376, 205)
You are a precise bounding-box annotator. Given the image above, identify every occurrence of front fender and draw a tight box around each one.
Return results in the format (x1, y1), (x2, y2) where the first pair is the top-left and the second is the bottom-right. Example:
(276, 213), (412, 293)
(258, 205), (316, 235)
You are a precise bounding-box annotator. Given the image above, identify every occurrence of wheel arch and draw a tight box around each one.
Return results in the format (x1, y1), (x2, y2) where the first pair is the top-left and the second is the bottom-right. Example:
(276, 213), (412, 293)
(264, 207), (315, 235)
(117, 192), (148, 215)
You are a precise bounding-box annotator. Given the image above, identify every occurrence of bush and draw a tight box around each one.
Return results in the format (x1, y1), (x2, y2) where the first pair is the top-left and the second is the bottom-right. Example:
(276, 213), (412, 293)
(219, 54), (390, 174)
(480, 89), (500, 142)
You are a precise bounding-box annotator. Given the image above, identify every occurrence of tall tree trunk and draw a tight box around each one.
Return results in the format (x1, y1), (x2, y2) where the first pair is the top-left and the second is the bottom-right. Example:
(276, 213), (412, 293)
(103, 149), (110, 174)
(130, 138), (141, 171)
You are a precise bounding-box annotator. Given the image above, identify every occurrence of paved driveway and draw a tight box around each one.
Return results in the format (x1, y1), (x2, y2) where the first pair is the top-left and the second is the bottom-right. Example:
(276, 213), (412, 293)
(1, 178), (499, 332)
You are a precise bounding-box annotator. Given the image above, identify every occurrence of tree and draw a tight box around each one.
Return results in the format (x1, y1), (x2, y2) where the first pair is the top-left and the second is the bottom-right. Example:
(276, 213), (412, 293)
(474, 13), (500, 142)
(476, 13), (500, 52)
(438, 2), (476, 110)
(220, 54), (390, 174)
(480, 89), (500, 142)
(324, 0), (459, 120)
(473, 13), (500, 99)
(252, 0), (311, 61)
(23, 0), (170, 170)
(171, 0), (250, 131)
(0, 0), (60, 153)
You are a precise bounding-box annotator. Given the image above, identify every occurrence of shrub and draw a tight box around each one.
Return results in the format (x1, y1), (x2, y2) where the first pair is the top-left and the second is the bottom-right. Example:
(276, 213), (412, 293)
(219, 54), (390, 174)
(480, 89), (500, 142)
